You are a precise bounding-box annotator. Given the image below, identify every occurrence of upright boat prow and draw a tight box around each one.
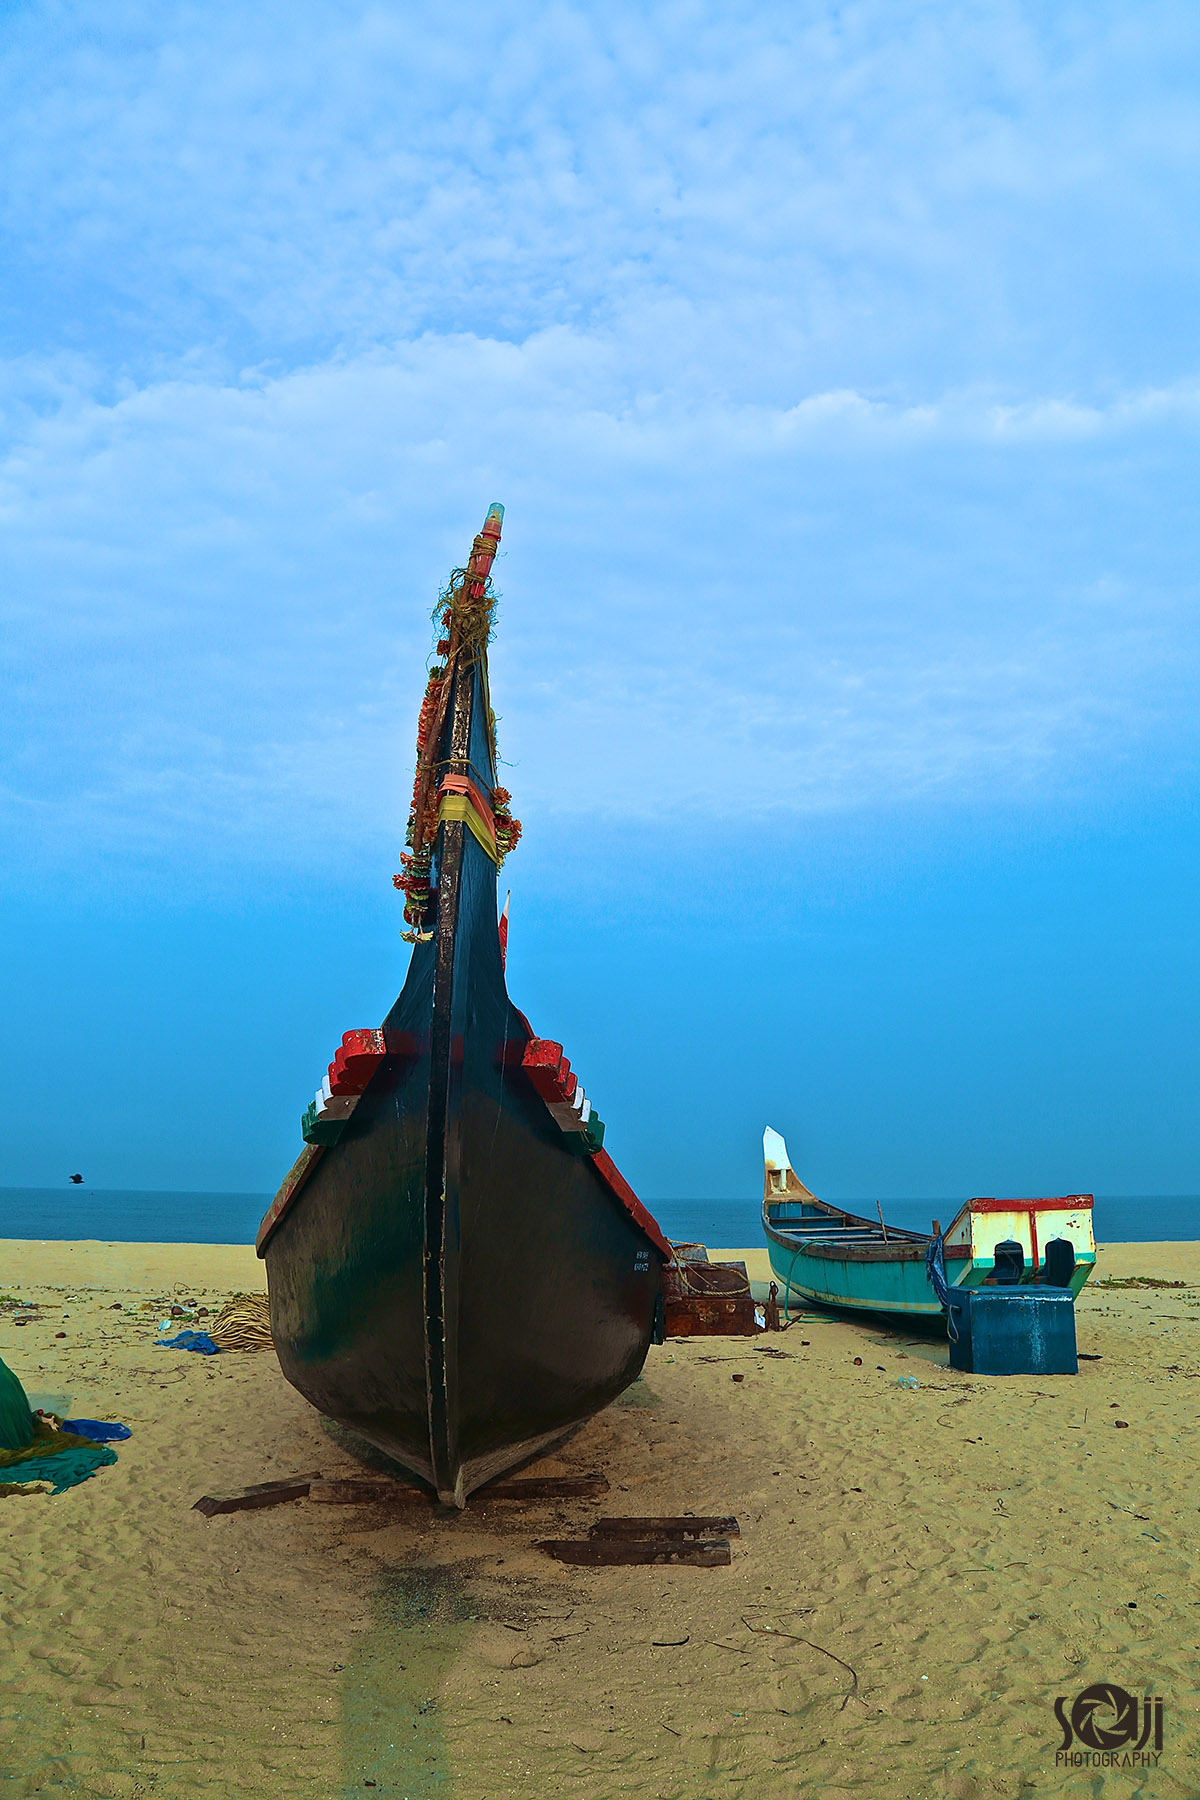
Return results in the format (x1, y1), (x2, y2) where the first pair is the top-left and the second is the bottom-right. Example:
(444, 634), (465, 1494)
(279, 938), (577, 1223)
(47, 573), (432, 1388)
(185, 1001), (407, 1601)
(258, 507), (670, 1505)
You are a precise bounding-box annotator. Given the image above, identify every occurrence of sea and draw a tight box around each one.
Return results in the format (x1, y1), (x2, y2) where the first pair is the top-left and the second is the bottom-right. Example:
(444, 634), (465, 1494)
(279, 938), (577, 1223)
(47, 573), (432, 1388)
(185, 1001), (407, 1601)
(0, 1189), (1196, 1246)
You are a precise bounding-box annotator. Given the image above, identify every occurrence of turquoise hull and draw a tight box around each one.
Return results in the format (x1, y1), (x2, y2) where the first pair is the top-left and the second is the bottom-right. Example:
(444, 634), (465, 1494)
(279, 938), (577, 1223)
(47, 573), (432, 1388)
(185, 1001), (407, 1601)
(765, 1235), (945, 1317)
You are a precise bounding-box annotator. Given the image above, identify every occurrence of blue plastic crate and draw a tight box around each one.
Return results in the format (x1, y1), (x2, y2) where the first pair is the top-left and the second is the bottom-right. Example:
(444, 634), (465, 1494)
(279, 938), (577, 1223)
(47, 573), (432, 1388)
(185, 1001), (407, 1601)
(947, 1287), (1077, 1375)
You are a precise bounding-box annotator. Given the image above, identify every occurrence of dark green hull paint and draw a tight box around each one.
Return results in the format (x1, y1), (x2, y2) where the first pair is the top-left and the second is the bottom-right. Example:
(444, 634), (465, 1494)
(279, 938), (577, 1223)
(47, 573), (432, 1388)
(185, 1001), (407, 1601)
(263, 656), (665, 1505)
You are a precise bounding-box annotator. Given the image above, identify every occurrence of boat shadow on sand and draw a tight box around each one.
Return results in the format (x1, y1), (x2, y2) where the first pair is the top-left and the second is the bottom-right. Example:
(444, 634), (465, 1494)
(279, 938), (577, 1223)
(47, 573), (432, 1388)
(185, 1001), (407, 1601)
(323, 1416), (598, 1799)
(781, 1300), (953, 1367)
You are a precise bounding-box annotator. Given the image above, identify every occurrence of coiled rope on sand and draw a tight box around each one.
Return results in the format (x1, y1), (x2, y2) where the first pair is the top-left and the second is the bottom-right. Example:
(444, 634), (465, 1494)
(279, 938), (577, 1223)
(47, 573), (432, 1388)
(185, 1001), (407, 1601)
(209, 1295), (274, 1352)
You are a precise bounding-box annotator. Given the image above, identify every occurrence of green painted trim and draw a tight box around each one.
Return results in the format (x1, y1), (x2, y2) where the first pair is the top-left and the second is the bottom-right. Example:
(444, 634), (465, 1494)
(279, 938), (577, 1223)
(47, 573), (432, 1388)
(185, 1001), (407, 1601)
(561, 1114), (605, 1155)
(301, 1109), (347, 1147)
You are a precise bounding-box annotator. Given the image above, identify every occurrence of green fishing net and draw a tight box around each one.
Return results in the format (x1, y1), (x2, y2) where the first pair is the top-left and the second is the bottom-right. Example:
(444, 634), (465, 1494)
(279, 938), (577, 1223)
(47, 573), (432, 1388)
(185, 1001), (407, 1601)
(0, 1357), (118, 1494)
(0, 1354), (34, 1452)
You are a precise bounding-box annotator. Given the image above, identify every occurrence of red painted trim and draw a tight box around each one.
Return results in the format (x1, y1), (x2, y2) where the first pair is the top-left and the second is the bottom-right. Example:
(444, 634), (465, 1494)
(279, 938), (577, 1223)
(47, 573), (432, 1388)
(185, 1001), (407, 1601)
(968, 1195), (1093, 1212)
(525, 1069), (564, 1104)
(329, 1028), (389, 1094)
(523, 1038), (566, 1103)
(521, 1038), (581, 1106)
(589, 1148), (673, 1260)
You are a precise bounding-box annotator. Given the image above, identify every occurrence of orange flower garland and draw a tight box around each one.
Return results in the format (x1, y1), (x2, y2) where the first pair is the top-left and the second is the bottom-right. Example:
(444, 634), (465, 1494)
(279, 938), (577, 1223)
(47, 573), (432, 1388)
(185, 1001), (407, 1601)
(393, 546), (521, 942)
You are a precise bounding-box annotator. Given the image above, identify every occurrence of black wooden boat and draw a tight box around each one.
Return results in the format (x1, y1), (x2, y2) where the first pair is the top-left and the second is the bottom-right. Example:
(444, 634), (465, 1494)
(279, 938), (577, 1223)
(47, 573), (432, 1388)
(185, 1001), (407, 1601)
(257, 506), (670, 1506)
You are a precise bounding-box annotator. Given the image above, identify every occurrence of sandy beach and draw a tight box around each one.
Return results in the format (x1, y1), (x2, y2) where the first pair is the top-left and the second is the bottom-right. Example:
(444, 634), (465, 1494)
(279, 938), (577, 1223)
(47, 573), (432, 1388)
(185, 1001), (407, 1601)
(1, 1237), (1197, 1799)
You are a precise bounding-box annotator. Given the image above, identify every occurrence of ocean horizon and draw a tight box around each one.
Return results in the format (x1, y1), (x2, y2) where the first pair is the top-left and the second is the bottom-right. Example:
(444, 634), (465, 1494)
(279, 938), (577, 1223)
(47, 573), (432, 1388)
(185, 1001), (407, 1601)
(0, 1186), (1196, 1247)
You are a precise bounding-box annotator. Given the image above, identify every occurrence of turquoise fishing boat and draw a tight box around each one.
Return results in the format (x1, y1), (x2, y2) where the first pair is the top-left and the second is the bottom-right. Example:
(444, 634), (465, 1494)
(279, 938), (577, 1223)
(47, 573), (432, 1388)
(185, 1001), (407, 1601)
(761, 1128), (1096, 1320)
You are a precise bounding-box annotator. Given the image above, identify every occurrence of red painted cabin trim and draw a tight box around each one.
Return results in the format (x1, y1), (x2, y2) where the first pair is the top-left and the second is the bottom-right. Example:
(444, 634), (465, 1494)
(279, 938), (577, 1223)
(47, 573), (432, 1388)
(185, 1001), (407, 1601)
(968, 1195), (1093, 1212)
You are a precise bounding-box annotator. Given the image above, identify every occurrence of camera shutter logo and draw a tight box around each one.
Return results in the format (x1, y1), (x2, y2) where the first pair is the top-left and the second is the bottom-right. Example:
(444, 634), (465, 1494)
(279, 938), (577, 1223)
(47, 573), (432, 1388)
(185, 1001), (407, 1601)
(1055, 1684), (1164, 1753)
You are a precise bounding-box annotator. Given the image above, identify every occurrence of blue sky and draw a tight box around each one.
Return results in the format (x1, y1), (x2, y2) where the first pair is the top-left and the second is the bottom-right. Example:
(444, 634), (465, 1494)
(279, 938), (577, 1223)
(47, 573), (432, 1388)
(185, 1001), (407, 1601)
(2, 1), (1198, 1205)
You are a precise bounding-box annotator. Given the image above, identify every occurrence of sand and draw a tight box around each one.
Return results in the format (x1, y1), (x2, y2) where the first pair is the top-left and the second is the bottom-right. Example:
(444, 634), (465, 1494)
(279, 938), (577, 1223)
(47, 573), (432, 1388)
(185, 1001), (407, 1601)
(1, 1236), (1197, 1799)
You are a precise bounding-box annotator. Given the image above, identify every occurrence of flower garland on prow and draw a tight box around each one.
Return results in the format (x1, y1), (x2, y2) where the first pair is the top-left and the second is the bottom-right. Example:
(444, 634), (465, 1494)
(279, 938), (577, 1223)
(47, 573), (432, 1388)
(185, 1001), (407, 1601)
(393, 527), (522, 943)
(392, 635), (451, 942)
(491, 786), (521, 862)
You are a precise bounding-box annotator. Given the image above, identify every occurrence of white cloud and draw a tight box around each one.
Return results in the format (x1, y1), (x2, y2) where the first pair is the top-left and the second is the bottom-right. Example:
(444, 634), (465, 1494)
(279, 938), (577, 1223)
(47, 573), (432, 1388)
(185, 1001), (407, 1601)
(2, 0), (1198, 391)
(0, 3), (1197, 885)
(1, 333), (1196, 886)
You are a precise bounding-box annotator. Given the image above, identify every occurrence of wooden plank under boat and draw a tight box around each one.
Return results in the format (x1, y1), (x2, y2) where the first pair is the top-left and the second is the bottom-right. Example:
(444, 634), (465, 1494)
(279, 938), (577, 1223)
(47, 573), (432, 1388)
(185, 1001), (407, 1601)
(257, 505), (671, 1507)
(761, 1127), (1096, 1320)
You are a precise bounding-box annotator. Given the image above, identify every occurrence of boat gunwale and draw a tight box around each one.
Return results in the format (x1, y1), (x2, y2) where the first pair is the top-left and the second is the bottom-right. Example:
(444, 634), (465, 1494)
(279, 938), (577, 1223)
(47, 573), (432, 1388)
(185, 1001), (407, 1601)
(256, 1142), (325, 1256)
(762, 1191), (932, 1264)
(762, 1231), (963, 1265)
(761, 1189), (1097, 1267)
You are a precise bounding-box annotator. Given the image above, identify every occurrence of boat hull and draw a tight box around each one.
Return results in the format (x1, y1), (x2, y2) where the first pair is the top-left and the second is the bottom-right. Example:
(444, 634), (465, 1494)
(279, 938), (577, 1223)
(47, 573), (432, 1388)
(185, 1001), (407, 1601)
(264, 1008), (663, 1495)
(260, 563), (667, 1504)
(764, 1238), (948, 1317)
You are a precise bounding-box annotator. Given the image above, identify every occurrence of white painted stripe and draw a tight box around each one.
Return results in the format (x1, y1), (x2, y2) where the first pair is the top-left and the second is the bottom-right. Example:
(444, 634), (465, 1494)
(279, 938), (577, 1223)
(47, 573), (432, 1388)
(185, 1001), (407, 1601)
(547, 1099), (587, 1131)
(318, 1093), (359, 1122)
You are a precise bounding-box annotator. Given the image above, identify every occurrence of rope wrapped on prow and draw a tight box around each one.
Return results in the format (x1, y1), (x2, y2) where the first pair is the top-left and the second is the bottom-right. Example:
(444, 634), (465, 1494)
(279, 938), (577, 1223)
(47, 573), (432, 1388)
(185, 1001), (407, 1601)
(394, 504), (522, 942)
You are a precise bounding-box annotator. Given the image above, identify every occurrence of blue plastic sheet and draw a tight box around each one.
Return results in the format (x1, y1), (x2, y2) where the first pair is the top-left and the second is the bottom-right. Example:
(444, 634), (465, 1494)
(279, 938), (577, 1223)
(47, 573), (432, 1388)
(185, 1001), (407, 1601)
(61, 1420), (132, 1442)
(924, 1231), (952, 1307)
(155, 1331), (220, 1354)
